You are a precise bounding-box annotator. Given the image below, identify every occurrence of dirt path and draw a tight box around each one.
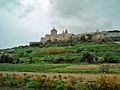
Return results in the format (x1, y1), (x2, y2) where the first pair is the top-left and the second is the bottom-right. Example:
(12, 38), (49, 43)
(66, 64), (120, 69)
(1, 71), (120, 81)
(66, 64), (99, 69)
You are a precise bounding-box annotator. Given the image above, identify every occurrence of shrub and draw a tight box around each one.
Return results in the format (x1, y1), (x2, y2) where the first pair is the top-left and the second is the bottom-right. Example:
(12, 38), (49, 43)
(82, 52), (94, 63)
(0, 73), (4, 86)
(24, 57), (34, 64)
(99, 64), (109, 73)
(24, 76), (36, 88)
(76, 48), (84, 53)
(104, 56), (119, 63)
(39, 47), (66, 54)
(63, 55), (80, 63)
(25, 80), (36, 88)
(96, 73), (120, 90)
(64, 80), (75, 90)
(3, 75), (16, 87)
(97, 57), (105, 63)
(18, 52), (27, 58)
(0, 54), (13, 63)
(0, 73), (120, 90)
(26, 49), (32, 54)
(6, 49), (14, 54)
(86, 82), (97, 90)
(54, 80), (64, 90)
(12, 57), (20, 64)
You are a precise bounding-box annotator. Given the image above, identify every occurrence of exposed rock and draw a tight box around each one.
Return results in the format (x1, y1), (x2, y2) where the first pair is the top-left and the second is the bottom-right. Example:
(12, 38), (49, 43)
(52, 57), (64, 63)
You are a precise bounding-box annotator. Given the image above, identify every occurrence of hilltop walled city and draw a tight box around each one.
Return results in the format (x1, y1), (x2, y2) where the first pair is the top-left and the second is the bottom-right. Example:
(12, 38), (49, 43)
(30, 27), (120, 45)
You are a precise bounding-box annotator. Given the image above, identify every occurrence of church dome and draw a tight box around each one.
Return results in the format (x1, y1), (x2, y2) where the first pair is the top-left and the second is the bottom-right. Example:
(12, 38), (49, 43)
(51, 27), (57, 31)
(51, 27), (57, 35)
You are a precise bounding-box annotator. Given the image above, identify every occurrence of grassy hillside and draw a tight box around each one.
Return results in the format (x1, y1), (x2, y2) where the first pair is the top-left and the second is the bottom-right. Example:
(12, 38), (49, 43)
(0, 42), (120, 64)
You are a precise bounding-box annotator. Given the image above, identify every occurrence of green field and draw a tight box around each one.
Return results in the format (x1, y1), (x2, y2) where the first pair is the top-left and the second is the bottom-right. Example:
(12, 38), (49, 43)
(0, 63), (120, 74)
(0, 63), (69, 72)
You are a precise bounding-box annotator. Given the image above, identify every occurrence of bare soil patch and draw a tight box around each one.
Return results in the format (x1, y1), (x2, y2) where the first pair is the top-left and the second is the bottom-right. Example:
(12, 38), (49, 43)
(66, 64), (99, 69)
(66, 64), (120, 69)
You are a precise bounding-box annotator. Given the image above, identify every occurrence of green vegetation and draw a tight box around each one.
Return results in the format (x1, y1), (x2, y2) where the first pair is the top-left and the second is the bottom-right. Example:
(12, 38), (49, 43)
(0, 64), (69, 72)
(0, 42), (120, 89)
(0, 42), (120, 64)
(0, 73), (120, 90)
(0, 64), (120, 74)
(0, 42), (120, 73)
(0, 87), (34, 90)
(48, 64), (120, 74)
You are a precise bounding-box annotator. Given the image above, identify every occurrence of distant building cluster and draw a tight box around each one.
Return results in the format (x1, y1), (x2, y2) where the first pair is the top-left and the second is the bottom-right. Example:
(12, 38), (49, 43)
(41, 27), (73, 43)
(30, 27), (120, 45)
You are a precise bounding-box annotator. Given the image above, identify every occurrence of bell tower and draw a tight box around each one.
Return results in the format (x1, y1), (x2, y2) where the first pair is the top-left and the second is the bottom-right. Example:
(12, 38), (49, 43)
(65, 29), (68, 34)
(51, 27), (57, 35)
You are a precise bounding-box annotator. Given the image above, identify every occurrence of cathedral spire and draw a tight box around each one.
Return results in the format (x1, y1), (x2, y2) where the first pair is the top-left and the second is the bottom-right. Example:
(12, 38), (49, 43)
(62, 31), (64, 34)
(65, 29), (68, 34)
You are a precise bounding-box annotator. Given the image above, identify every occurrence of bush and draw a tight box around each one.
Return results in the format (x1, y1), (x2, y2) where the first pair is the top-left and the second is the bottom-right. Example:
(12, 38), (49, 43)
(76, 48), (84, 53)
(26, 49), (32, 54)
(0, 73), (120, 90)
(86, 82), (97, 90)
(0, 54), (13, 63)
(0, 73), (4, 86)
(97, 57), (105, 63)
(99, 64), (109, 73)
(54, 80), (64, 90)
(96, 73), (120, 90)
(82, 52), (94, 63)
(104, 56), (119, 63)
(39, 47), (65, 54)
(6, 49), (14, 54)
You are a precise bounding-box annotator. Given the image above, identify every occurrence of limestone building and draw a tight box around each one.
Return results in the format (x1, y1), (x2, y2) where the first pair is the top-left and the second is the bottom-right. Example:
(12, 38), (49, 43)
(41, 27), (73, 43)
(29, 28), (120, 46)
(92, 29), (105, 41)
(103, 30), (120, 37)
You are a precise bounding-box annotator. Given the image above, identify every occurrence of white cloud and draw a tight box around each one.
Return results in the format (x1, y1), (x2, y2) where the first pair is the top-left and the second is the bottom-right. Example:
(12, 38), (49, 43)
(0, 0), (51, 48)
(50, 0), (120, 33)
(0, 0), (120, 48)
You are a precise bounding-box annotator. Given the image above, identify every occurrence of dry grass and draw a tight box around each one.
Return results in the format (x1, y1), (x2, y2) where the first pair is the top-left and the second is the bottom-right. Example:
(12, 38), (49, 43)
(66, 64), (99, 69)
(66, 64), (120, 69)
(1, 71), (120, 81)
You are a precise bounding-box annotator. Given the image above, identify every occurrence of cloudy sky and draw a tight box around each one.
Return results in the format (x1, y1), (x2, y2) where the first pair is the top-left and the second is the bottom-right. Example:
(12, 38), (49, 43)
(0, 0), (120, 49)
